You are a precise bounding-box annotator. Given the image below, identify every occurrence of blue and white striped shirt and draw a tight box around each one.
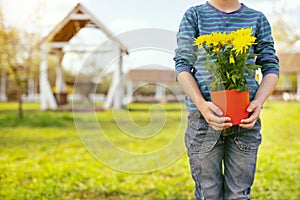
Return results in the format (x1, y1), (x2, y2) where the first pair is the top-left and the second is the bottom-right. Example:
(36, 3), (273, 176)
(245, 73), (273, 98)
(174, 2), (279, 111)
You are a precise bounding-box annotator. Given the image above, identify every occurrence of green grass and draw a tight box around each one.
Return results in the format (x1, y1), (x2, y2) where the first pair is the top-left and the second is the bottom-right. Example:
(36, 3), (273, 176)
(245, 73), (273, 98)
(0, 101), (299, 199)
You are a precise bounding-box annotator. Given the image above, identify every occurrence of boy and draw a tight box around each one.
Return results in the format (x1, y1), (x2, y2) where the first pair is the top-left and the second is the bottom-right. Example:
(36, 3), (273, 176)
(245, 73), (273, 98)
(174, 0), (279, 199)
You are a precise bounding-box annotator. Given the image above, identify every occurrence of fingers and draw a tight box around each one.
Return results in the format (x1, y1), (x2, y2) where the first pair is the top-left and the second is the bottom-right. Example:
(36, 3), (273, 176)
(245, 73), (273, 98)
(240, 111), (258, 125)
(211, 122), (232, 131)
(198, 102), (232, 130)
(208, 103), (223, 116)
(207, 114), (231, 124)
(240, 115), (257, 129)
(247, 100), (262, 113)
(205, 102), (232, 130)
(207, 114), (232, 130)
(246, 102), (255, 113)
(239, 121), (255, 129)
(240, 101), (261, 129)
(211, 122), (232, 130)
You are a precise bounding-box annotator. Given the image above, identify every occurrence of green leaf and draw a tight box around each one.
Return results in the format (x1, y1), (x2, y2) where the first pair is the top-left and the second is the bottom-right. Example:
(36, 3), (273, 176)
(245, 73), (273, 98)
(226, 71), (230, 79)
(231, 75), (237, 84)
(236, 85), (247, 92)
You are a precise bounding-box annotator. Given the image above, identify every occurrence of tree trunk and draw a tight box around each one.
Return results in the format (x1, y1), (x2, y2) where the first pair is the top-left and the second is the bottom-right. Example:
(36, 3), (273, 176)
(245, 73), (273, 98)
(17, 82), (23, 119)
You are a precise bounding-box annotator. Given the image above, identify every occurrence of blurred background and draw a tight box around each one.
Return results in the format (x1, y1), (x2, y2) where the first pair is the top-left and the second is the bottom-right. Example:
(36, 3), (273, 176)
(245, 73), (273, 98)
(0, 0), (299, 110)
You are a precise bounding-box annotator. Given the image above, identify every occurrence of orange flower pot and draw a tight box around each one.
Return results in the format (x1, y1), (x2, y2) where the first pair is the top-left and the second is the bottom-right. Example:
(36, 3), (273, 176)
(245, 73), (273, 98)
(210, 89), (250, 125)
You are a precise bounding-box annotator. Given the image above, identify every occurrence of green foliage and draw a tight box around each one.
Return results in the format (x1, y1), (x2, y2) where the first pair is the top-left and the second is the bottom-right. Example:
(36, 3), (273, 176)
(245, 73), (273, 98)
(0, 102), (299, 199)
(202, 45), (261, 92)
(194, 28), (261, 92)
(0, 16), (42, 117)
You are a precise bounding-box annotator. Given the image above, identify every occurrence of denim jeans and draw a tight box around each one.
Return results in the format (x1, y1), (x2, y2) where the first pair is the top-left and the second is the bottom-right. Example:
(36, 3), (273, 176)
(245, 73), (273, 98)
(185, 111), (262, 200)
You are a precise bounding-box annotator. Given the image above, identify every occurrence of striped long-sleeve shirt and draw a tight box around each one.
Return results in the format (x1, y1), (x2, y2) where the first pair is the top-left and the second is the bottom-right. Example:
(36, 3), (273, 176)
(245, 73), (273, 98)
(174, 2), (279, 111)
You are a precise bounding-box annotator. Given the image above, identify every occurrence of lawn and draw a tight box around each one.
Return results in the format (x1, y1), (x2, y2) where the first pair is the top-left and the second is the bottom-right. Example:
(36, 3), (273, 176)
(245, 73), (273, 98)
(0, 101), (299, 199)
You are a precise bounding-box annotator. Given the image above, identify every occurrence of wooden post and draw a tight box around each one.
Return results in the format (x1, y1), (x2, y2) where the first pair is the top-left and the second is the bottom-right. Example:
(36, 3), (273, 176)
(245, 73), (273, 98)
(39, 45), (58, 110)
(124, 80), (133, 104)
(55, 53), (67, 105)
(113, 49), (123, 110)
(103, 49), (124, 110)
(155, 83), (165, 100)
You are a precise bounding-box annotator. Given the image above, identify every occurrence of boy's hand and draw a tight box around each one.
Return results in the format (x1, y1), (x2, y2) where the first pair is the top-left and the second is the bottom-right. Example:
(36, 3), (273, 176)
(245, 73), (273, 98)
(198, 101), (232, 131)
(240, 100), (262, 129)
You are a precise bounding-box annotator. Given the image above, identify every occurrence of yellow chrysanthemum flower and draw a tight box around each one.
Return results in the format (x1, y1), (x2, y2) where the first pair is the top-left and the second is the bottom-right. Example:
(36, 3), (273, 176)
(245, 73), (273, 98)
(204, 34), (217, 46)
(226, 32), (235, 45)
(193, 27), (261, 92)
(233, 27), (253, 38)
(195, 32), (230, 48)
(211, 32), (228, 46)
(231, 27), (256, 55)
(194, 34), (209, 48)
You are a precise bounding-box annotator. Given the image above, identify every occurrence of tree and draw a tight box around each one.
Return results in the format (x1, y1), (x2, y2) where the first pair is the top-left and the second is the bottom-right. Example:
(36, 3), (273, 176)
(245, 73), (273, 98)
(0, 10), (41, 118)
(272, 0), (300, 50)
(0, 15), (25, 117)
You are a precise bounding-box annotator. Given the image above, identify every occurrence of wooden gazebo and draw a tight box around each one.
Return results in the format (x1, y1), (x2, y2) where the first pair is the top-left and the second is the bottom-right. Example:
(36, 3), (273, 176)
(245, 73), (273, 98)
(278, 53), (300, 74)
(125, 69), (177, 103)
(39, 3), (128, 110)
(277, 52), (300, 100)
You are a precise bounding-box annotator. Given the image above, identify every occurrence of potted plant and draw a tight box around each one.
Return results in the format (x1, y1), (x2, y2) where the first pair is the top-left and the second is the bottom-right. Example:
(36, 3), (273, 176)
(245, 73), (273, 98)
(194, 27), (261, 124)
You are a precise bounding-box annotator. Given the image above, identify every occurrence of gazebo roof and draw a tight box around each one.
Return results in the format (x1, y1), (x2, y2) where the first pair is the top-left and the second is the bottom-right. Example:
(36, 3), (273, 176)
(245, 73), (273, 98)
(39, 3), (128, 53)
(278, 52), (300, 74)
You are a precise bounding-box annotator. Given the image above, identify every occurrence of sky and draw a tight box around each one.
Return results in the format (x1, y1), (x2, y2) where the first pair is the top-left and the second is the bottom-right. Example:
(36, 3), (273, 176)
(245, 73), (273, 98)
(2, 0), (300, 34)
(1, 0), (300, 74)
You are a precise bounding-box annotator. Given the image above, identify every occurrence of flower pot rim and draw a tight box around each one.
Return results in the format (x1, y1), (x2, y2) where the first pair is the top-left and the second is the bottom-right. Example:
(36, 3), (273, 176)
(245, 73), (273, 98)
(210, 89), (249, 93)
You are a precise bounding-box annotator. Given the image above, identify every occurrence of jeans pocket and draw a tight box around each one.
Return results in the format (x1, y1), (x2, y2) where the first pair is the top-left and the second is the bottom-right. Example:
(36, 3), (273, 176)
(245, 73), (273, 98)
(187, 111), (202, 130)
(234, 120), (262, 152)
(185, 112), (221, 154)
